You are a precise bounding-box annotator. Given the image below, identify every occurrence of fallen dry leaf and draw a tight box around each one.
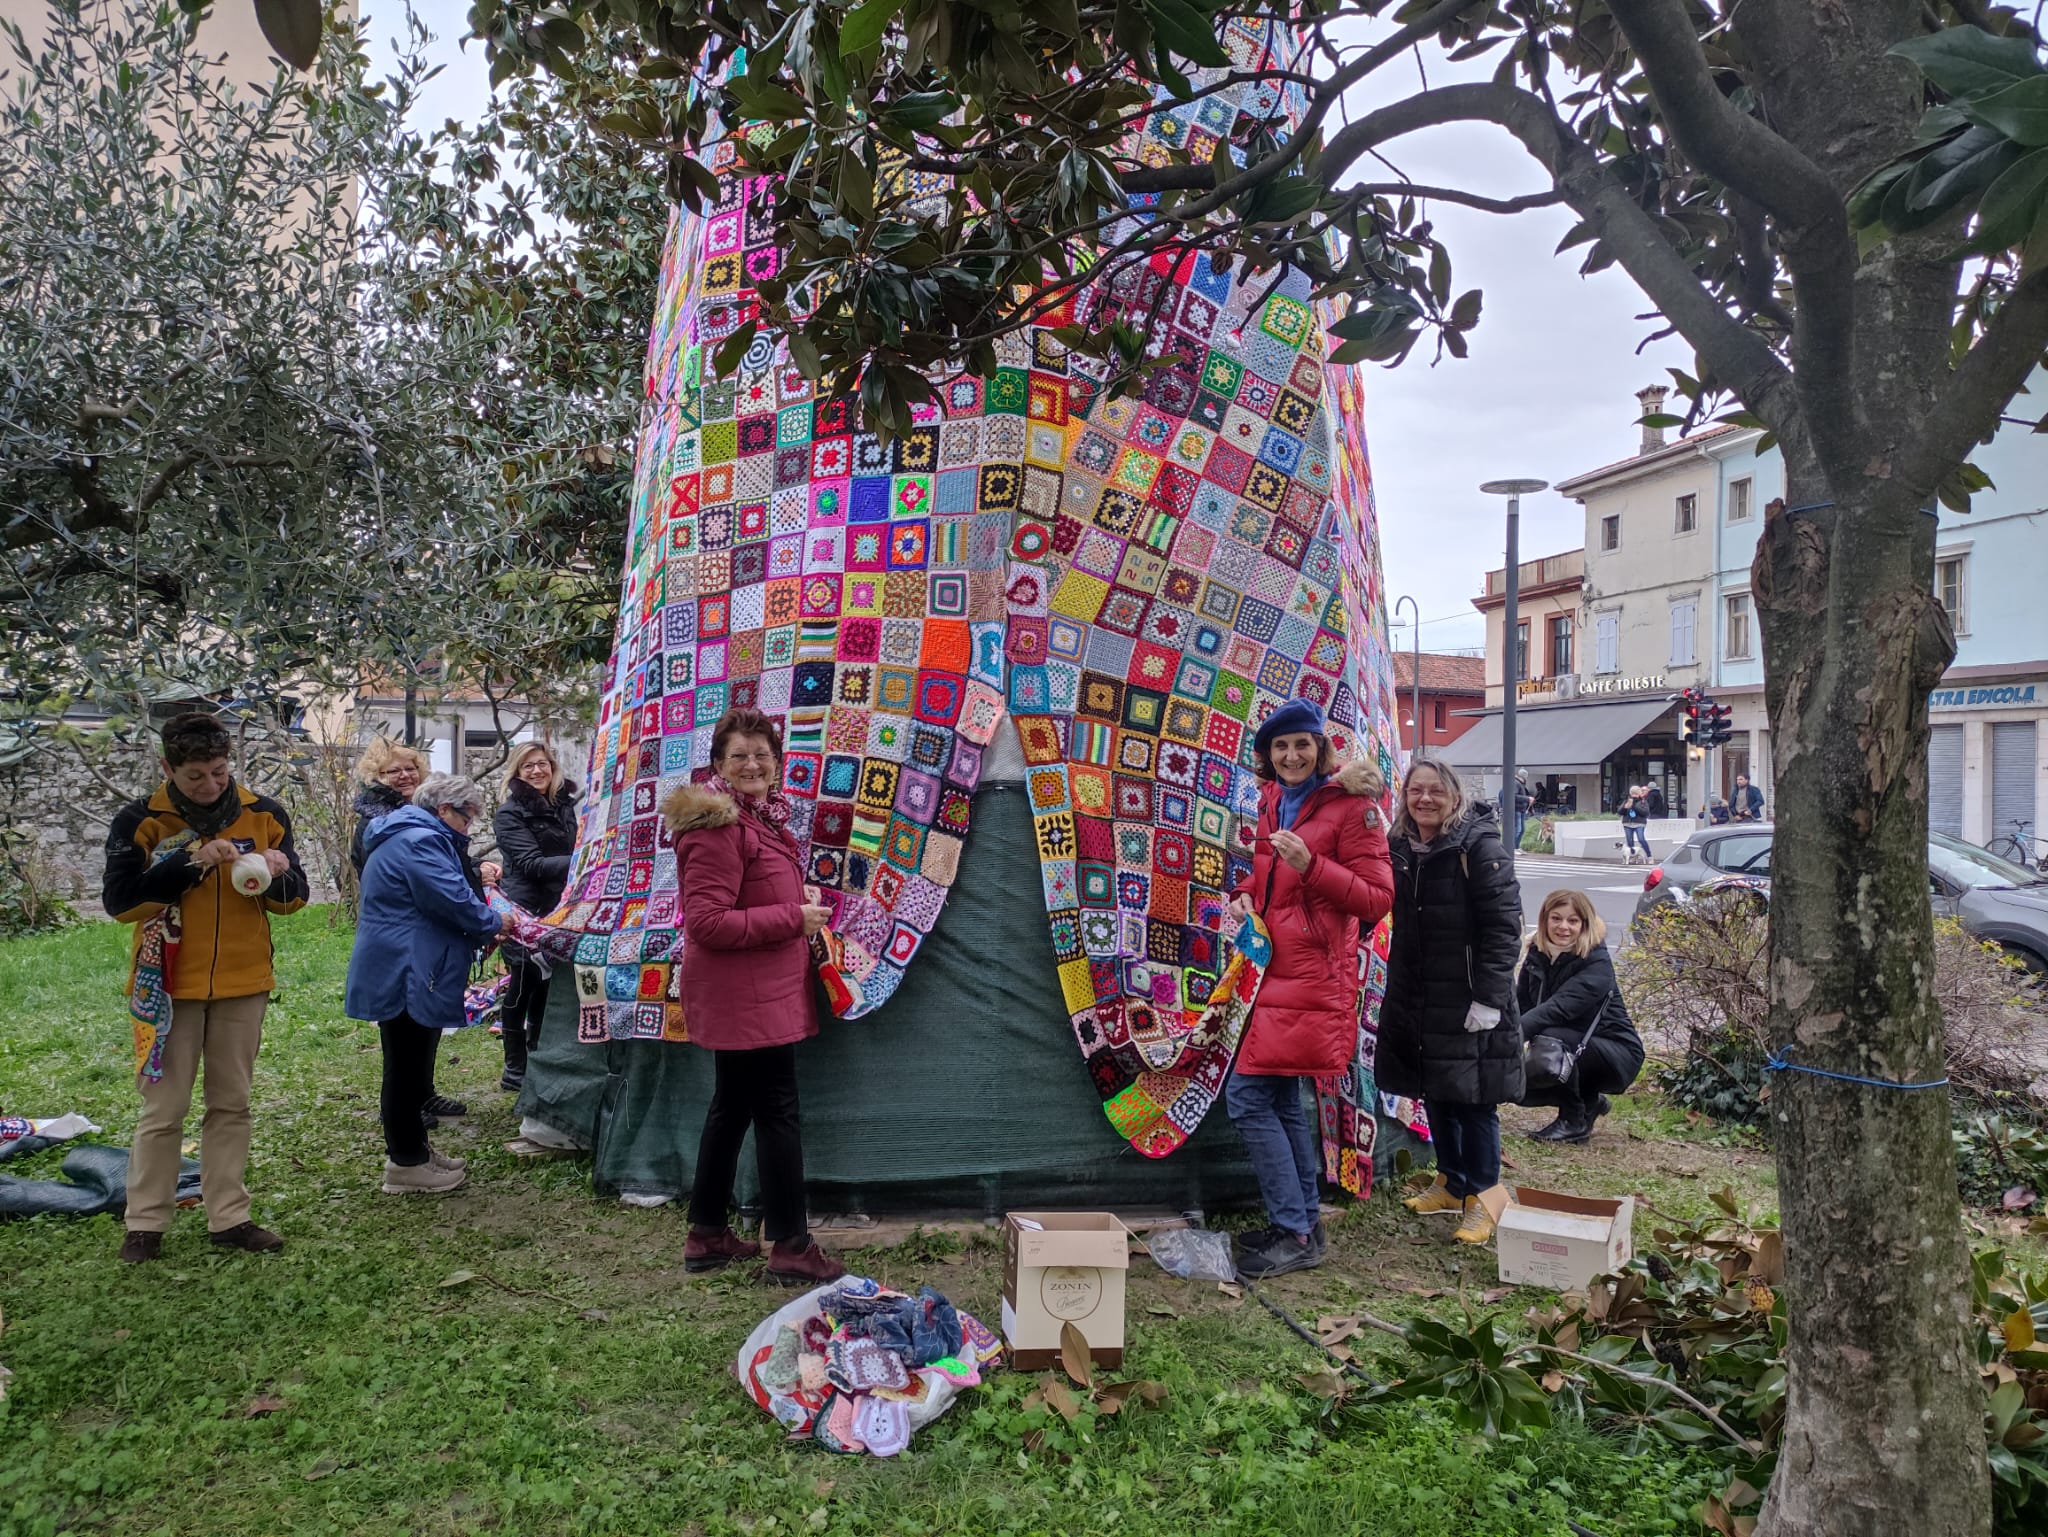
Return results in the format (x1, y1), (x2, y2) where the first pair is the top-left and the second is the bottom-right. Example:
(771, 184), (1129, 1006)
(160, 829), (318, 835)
(1540, 1370), (1565, 1393)
(242, 1393), (287, 1418)
(1217, 1281), (1244, 1300)
(1059, 1321), (1093, 1389)
(1481, 1287), (1514, 1305)
(303, 1458), (340, 1482)
(1296, 1369), (1350, 1400)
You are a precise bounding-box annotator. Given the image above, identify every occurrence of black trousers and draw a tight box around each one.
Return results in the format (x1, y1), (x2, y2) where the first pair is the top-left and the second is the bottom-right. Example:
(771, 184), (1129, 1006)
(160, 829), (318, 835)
(379, 1015), (438, 1166)
(1520, 1037), (1638, 1111)
(688, 1044), (807, 1243)
(501, 953), (549, 1074)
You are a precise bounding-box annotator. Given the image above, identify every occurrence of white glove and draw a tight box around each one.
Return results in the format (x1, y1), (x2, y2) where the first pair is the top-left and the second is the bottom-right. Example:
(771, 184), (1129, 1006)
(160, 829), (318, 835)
(1463, 1002), (1502, 1034)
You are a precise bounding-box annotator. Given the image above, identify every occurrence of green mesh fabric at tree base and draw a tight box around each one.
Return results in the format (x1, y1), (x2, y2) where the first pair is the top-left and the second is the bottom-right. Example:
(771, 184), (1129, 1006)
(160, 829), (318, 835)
(524, 784), (1426, 1213)
(525, 14), (1418, 1192)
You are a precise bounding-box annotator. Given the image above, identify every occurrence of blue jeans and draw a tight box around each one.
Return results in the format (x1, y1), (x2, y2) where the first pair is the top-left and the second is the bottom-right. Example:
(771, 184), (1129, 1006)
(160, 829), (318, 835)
(1624, 825), (1651, 858)
(1225, 1071), (1320, 1237)
(1424, 1099), (1501, 1198)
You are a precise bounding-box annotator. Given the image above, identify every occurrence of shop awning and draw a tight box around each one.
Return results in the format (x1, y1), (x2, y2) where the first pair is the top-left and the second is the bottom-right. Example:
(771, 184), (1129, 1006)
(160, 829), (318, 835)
(1435, 696), (1674, 775)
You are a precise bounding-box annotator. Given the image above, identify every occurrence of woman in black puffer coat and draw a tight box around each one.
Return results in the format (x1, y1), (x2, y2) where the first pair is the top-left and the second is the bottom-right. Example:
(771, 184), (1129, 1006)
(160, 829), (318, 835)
(491, 742), (580, 1090)
(1378, 757), (1524, 1245)
(1515, 888), (1644, 1145)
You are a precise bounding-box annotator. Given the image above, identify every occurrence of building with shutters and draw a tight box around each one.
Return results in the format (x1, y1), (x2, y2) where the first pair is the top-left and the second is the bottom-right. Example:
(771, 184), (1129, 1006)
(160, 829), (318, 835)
(1698, 396), (2048, 850)
(1444, 383), (2047, 842)
(1389, 651), (1487, 753)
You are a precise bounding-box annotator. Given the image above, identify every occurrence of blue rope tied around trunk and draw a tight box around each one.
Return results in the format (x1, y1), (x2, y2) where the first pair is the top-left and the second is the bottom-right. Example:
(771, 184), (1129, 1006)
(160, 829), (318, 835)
(1763, 1045), (1948, 1091)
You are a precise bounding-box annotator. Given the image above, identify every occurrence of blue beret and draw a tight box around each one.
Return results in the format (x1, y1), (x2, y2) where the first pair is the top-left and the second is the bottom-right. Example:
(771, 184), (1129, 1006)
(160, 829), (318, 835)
(1253, 697), (1327, 754)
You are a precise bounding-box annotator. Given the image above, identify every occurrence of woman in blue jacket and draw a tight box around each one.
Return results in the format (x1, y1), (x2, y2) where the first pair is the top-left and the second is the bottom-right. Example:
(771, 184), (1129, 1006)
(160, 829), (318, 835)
(346, 774), (503, 1195)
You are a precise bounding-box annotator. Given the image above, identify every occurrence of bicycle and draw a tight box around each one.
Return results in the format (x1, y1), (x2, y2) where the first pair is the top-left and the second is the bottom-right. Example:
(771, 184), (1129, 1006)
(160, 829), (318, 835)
(1985, 818), (2048, 873)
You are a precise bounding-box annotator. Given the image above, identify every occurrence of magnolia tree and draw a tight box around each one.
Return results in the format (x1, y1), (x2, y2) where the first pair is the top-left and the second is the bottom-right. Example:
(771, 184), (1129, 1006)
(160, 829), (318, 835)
(463, 2), (2048, 1533)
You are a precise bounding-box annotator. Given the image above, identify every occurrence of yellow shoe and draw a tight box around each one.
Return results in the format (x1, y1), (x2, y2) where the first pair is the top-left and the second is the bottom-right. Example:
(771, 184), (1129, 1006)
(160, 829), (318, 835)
(1452, 1195), (1497, 1245)
(1402, 1174), (1457, 1214)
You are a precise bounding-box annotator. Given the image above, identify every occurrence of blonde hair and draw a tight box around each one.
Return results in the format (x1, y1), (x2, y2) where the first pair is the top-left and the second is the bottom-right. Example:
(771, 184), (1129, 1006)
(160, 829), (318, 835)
(504, 741), (562, 797)
(1533, 888), (1606, 958)
(355, 736), (428, 787)
(1391, 757), (1469, 842)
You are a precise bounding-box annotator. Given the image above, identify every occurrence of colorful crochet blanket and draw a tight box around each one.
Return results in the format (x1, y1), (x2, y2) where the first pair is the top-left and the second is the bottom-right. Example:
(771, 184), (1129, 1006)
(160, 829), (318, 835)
(541, 19), (1402, 1176)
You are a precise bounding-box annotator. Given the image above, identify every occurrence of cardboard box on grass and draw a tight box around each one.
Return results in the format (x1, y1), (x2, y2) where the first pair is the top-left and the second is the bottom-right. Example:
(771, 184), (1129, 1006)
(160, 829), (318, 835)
(1002, 1212), (1128, 1370)
(1496, 1187), (1635, 1292)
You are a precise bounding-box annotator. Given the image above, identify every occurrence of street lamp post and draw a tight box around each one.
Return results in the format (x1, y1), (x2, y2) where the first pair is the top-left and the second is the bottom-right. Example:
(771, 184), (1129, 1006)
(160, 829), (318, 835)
(1394, 594), (1421, 759)
(1480, 479), (1549, 870)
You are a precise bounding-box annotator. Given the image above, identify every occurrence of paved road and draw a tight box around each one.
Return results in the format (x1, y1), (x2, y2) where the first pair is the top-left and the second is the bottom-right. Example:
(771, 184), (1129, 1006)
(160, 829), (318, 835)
(1505, 854), (1647, 941)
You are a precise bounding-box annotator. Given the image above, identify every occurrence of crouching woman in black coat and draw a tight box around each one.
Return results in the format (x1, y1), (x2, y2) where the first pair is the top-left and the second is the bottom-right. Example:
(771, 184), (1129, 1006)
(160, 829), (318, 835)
(1378, 757), (1525, 1246)
(1515, 889), (1644, 1144)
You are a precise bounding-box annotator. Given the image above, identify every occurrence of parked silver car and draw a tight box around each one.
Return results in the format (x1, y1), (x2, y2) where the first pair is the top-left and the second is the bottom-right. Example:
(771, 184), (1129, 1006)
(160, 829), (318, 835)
(1632, 824), (2048, 972)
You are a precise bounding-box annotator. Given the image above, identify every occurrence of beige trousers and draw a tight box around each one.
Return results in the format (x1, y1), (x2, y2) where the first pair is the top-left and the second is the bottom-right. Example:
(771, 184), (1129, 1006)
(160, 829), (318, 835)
(125, 993), (268, 1233)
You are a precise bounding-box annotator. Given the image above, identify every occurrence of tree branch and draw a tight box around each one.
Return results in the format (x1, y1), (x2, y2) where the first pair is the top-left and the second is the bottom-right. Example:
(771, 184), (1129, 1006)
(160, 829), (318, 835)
(1319, 83), (1799, 433)
(1902, 267), (2048, 490)
(1608, 0), (1843, 234)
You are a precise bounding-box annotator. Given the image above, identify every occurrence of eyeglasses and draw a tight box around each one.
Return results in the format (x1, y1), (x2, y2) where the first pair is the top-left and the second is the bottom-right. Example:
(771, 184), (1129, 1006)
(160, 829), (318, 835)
(722, 752), (777, 766)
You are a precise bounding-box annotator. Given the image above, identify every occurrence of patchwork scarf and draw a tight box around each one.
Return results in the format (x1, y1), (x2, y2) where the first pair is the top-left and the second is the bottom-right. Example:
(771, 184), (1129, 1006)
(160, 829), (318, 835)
(128, 829), (198, 1083)
(531, 17), (1403, 1184)
(704, 771), (795, 834)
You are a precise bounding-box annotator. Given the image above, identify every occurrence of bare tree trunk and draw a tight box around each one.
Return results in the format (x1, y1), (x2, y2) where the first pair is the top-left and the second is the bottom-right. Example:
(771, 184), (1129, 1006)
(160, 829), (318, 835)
(1752, 486), (1989, 1537)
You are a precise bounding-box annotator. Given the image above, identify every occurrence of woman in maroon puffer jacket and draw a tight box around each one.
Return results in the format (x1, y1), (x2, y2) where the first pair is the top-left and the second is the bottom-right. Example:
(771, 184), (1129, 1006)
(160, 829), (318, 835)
(1223, 698), (1394, 1278)
(664, 706), (844, 1287)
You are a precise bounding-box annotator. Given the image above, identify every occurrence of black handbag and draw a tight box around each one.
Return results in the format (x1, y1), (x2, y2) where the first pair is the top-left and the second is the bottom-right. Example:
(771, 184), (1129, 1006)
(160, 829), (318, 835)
(1523, 993), (1609, 1095)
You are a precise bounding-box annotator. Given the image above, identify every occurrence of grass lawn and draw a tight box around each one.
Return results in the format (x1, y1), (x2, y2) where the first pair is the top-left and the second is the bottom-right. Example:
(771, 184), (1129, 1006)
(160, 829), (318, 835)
(1, 913), (1785, 1536)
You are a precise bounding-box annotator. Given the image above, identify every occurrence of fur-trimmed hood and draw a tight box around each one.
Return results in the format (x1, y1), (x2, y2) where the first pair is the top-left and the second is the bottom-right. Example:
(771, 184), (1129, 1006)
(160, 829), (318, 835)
(661, 782), (738, 834)
(1335, 756), (1385, 799)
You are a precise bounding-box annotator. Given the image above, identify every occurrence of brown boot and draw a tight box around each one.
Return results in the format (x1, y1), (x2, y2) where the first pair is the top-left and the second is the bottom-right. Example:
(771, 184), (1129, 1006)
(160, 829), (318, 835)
(765, 1236), (846, 1288)
(684, 1225), (762, 1273)
(209, 1222), (285, 1253)
(119, 1230), (164, 1264)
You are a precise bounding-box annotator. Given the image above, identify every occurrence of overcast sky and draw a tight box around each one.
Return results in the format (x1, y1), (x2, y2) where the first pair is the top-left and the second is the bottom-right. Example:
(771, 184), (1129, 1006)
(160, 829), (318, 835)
(364, 13), (1691, 656)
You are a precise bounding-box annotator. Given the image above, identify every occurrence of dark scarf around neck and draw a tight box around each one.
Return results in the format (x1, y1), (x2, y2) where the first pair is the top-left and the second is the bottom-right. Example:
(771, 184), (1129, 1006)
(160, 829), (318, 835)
(166, 778), (242, 839)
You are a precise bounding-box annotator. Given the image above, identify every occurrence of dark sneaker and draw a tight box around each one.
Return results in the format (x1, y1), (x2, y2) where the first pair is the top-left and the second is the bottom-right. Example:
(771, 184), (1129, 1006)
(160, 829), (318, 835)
(422, 1094), (468, 1118)
(1528, 1113), (1575, 1142)
(119, 1230), (164, 1264)
(209, 1222), (285, 1253)
(684, 1225), (761, 1274)
(499, 1071), (525, 1093)
(1234, 1223), (1284, 1256)
(1236, 1227), (1321, 1279)
(1309, 1219), (1328, 1262)
(765, 1237), (846, 1288)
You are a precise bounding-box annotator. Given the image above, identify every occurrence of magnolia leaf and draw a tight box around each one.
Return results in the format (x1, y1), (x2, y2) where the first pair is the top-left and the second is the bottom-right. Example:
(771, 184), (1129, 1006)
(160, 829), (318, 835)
(1964, 75), (2048, 148)
(1891, 26), (2044, 100)
(839, 0), (903, 57)
(242, 1393), (288, 1418)
(1144, 0), (1231, 69)
(438, 1269), (480, 1288)
(254, 0), (321, 71)
(2005, 1306), (2038, 1352)
(1136, 1380), (1170, 1407)
(1095, 1381), (1136, 1415)
(1960, 144), (2048, 255)
(1059, 1320), (1094, 1389)
(1041, 1374), (1083, 1422)
(1297, 1368), (1351, 1399)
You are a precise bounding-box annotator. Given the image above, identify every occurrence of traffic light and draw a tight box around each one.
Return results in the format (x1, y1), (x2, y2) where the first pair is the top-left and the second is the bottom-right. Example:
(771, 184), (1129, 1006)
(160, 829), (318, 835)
(1678, 688), (1702, 748)
(1705, 703), (1735, 748)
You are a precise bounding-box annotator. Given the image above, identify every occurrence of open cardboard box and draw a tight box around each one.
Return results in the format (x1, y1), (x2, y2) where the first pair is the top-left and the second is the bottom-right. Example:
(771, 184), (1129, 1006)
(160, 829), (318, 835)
(1496, 1186), (1635, 1292)
(1001, 1211), (1129, 1370)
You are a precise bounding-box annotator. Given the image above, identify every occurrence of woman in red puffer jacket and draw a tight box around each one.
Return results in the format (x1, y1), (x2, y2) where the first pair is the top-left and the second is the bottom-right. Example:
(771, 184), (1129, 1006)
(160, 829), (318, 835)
(1223, 697), (1394, 1278)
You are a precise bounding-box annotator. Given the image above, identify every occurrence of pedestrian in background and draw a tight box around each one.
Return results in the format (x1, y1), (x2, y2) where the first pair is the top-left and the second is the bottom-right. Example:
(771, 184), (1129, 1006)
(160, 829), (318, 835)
(1515, 890), (1644, 1144)
(1222, 698), (1393, 1279)
(1378, 758), (1524, 1245)
(1731, 774), (1765, 822)
(103, 712), (308, 1262)
(492, 742), (579, 1092)
(1620, 785), (1653, 865)
(347, 775), (505, 1195)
